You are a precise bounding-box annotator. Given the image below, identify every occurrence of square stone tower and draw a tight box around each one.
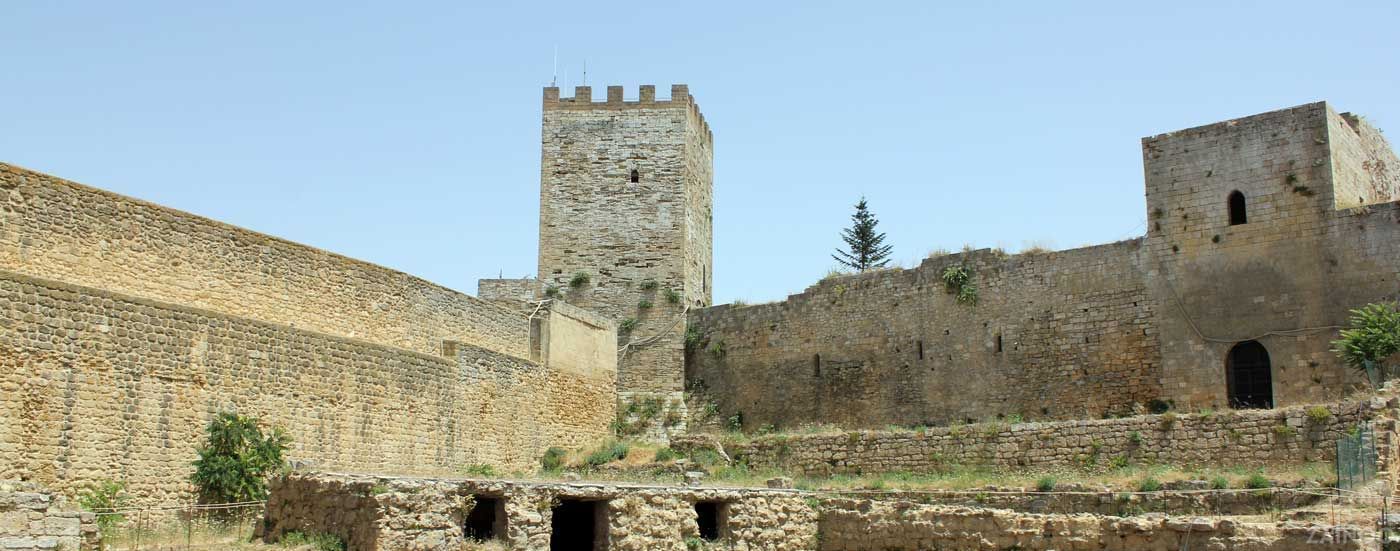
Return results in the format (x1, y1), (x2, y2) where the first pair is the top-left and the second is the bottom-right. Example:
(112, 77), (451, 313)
(537, 84), (713, 433)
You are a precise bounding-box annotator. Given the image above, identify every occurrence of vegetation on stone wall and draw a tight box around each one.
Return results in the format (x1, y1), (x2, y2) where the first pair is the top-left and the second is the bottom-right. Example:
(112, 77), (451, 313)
(1331, 301), (1400, 377)
(190, 413), (291, 503)
(941, 265), (978, 306)
(76, 479), (130, 537)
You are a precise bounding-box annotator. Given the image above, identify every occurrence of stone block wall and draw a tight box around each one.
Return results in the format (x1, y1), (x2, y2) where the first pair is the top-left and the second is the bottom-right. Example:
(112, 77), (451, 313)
(537, 85), (712, 399)
(0, 162), (530, 360)
(477, 278), (539, 303)
(1143, 102), (1400, 409)
(688, 240), (1162, 428)
(672, 398), (1393, 475)
(263, 473), (1370, 551)
(0, 483), (98, 551)
(816, 498), (1367, 550)
(688, 102), (1400, 430)
(263, 473), (817, 551)
(0, 270), (615, 503)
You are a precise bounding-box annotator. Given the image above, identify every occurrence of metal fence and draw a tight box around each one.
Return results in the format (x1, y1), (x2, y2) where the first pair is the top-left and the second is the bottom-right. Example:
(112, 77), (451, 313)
(92, 501), (264, 550)
(1337, 422), (1378, 492)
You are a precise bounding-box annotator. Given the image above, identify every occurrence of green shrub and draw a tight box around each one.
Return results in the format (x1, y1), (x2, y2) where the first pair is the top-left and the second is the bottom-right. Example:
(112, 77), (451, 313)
(190, 412), (290, 503)
(569, 272), (591, 288)
(1210, 476), (1230, 490)
(1245, 473), (1271, 489)
(653, 447), (681, 462)
(1159, 411), (1178, 429)
(638, 299), (654, 309)
(1331, 302), (1400, 375)
(76, 480), (129, 536)
(1306, 406), (1333, 423)
(544, 285), (561, 298)
(540, 447), (568, 472)
(665, 289), (683, 304)
(584, 440), (630, 468)
(725, 412), (743, 432)
(707, 340), (726, 358)
(1127, 431), (1143, 445)
(279, 531), (345, 551)
(1035, 476), (1056, 492)
(684, 326), (704, 350)
(619, 318), (639, 332)
(1273, 424), (1298, 438)
(1137, 477), (1162, 492)
(462, 464), (497, 477)
(639, 279), (658, 291)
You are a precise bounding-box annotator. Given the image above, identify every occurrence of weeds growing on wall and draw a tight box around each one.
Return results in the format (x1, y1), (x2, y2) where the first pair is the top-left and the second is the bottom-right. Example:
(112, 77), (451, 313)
(540, 447), (568, 472)
(190, 412), (290, 503)
(583, 439), (630, 468)
(280, 531), (345, 551)
(77, 480), (130, 537)
(569, 272), (590, 289)
(640, 279), (658, 291)
(619, 318), (639, 333)
(941, 265), (978, 306)
(544, 285), (560, 298)
(684, 325), (705, 351)
(665, 289), (682, 304)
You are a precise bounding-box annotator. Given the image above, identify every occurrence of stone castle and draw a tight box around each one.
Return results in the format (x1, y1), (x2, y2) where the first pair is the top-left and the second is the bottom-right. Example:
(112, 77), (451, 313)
(2, 84), (1399, 550)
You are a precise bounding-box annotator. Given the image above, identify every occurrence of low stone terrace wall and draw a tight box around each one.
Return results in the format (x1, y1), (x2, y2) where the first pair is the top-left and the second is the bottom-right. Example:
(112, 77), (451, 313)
(264, 473), (1372, 551)
(674, 398), (1397, 475)
(0, 482), (99, 551)
(816, 497), (1370, 551)
(825, 483), (1328, 517)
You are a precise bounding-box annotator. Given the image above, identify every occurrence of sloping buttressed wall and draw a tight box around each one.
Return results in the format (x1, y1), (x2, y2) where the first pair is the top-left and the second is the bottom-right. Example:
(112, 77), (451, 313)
(671, 398), (1396, 476)
(688, 240), (1162, 428)
(0, 270), (615, 504)
(0, 163), (530, 360)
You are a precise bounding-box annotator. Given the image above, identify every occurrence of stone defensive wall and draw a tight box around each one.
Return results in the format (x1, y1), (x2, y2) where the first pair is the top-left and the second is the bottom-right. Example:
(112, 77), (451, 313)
(687, 239), (1162, 428)
(263, 473), (1369, 551)
(688, 102), (1400, 429)
(672, 397), (1397, 477)
(0, 269), (616, 503)
(0, 162), (530, 360)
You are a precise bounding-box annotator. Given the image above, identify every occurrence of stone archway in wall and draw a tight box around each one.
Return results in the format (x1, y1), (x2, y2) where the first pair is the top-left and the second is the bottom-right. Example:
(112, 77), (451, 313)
(1226, 340), (1273, 409)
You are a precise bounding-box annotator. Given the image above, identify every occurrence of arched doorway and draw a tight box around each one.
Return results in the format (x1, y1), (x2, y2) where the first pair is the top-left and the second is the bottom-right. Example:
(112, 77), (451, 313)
(1226, 340), (1272, 408)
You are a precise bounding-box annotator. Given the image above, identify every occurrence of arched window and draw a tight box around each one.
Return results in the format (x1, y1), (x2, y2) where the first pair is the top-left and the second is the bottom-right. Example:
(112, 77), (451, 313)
(1228, 191), (1247, 225)
(629, 169), (639, 183)
(1226, 340), (1272, 409)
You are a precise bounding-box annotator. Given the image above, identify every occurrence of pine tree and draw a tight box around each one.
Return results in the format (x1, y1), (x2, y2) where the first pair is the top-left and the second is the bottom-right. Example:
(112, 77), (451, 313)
(832, 197), (893, 271)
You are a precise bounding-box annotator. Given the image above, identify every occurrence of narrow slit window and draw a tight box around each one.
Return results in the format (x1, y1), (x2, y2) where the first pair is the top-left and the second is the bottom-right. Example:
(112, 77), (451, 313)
(812, 354), (821, 377)
(1228, 191), (1247, 225)
(995, 334), (1003, 353)
(916, 341), (924, 360)
(629, 169), (640, 183)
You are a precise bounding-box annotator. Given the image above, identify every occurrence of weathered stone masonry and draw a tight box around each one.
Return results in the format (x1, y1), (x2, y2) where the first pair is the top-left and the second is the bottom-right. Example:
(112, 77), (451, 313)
(534, 84), (714, 436)
(0, 483), (99, 551)
(689, 102), (1400, 429)
(0, 270), (615, 503)
(0, 162), (530, 360)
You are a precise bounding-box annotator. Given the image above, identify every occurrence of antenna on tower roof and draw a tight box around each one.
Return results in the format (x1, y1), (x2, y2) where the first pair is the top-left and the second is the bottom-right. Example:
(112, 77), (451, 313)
(551, 46), (557, 87)
(582, 58), (587, 85)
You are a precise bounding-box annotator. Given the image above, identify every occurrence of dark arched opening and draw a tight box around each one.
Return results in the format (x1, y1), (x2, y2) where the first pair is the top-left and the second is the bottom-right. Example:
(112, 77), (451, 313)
(629, 169), (640, 183)
(1228, 191), (1247, 225)
(1226, 340), (1272, 409)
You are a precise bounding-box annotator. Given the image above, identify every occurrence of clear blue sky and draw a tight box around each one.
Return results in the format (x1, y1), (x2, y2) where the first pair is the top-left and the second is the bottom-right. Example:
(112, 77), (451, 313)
(3, 2), (1396, 304)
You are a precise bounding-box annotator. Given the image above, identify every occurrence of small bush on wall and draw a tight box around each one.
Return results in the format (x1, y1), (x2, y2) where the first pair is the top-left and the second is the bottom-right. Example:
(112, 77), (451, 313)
(190, 412), (291, 503)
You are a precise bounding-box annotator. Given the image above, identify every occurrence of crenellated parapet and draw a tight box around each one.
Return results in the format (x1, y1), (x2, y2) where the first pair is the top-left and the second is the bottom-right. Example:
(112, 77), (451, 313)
(542, 84), (712, 144)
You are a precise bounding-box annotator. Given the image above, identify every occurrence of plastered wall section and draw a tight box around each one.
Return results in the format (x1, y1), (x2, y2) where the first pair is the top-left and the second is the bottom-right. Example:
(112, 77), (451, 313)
(0, 270), (615, 504)
(0, 163), (530, 360)
(687, 241), (1162, 428)
(537, 85), (712, 395)
(1143, 102), (1400, 409)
